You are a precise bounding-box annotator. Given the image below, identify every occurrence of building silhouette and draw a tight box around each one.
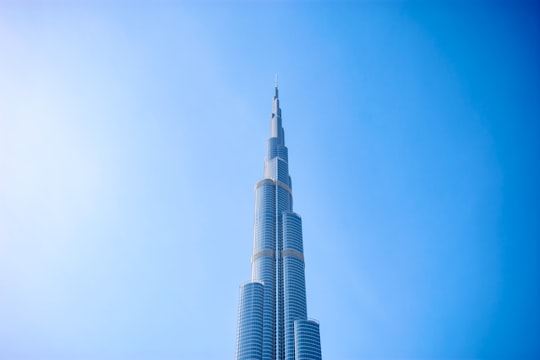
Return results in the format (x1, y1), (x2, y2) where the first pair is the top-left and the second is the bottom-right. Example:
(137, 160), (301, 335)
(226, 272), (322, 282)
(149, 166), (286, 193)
(235, 83), (322, 360)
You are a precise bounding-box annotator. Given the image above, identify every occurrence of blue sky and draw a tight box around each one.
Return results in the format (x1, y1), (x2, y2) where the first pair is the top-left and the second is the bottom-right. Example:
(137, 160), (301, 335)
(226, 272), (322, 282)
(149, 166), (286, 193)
(0, 1), (539, 359)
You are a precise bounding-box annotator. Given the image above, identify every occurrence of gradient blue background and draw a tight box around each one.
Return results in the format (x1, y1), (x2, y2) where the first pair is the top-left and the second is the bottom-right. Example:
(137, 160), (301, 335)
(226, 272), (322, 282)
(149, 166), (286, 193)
(1, 1), (539, 359)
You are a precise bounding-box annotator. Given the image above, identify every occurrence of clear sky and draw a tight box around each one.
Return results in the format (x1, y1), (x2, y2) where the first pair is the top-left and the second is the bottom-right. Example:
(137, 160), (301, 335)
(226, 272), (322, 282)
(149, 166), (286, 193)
(1, 1), (539, 359)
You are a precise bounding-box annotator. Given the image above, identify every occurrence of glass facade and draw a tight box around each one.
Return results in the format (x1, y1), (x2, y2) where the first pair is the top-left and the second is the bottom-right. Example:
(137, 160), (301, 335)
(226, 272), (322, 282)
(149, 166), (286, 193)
(294, 320), (322, 360)
(236, 281), (264, 360)
(236, 85), (322, 360)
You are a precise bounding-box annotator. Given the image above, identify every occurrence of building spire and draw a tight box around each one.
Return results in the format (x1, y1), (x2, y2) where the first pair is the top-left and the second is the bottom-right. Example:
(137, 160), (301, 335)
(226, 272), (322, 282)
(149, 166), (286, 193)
(271, 76), (283, 142)
(274, 73), (279, 98)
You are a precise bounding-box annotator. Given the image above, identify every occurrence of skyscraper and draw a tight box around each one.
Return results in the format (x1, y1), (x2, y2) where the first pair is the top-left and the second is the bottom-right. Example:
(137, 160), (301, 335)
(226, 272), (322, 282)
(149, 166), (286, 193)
(235, 83), (322, 360)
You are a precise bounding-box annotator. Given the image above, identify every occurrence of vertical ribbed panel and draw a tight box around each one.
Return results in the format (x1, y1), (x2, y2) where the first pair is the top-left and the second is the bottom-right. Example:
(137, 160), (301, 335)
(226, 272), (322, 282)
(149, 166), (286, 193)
(252, 182), (276, 360)
(275, 183), (291, 360)
(264, 158), (290, 186)
(283, 212), (307, 360)
(267, 138), (289, 163)
(235, 282), (264, 360)
(294, 320), (322, 360)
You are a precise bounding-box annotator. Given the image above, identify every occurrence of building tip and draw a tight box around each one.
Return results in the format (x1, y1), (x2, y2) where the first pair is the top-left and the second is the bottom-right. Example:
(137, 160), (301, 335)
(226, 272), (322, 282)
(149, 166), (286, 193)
(274, 74), (279, 97)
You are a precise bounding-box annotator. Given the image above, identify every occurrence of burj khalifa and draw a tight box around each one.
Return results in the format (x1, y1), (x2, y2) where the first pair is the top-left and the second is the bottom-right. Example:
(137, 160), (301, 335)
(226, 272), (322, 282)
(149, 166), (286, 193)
(235, 83), (322, 360)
